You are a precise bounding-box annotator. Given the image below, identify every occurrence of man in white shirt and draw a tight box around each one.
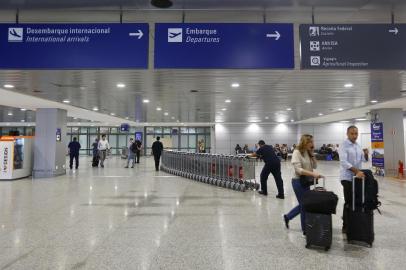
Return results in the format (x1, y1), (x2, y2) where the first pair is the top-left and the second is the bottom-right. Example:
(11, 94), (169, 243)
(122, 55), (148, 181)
(339, 126), (369, 233)
(98, 134), (110, 168)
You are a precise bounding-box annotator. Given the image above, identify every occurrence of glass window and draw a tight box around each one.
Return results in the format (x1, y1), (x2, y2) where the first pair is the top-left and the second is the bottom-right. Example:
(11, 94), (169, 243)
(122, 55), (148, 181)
(189, 135), (196, 149)
(196, 128), (204, 133)
(163, 127), (171, 134)
(188, 128), (196, 134)
(118, 135), (128, 148)
(205, 135), (211, 148)
(100, 127), (109, 134)
(146, 127), (154, 133)
(181, 135), (188, 148)
(154, 127), (162, 133)
(130, 127), (136, 133)
(180, 127), (188, 134)
(171, 135), (179, 148)
(146, 135), (155, 148)
(110, 128), (118, 134)
(89, 127), (97, 133)
(205, 127), (211, 133)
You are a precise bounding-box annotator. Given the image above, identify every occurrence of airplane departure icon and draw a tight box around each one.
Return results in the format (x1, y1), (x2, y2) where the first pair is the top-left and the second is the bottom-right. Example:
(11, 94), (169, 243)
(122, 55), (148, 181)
(9, 28), (22, 38)
(169, 32), (181, 38)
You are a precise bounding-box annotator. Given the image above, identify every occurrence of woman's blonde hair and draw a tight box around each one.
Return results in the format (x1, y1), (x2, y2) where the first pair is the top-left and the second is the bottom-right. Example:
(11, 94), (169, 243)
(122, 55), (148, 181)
(296, 134), (314, 156)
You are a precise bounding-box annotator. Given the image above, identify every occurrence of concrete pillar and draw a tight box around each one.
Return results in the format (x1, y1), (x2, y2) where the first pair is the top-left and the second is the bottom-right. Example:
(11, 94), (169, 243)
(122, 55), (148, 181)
(33, 108), (68, 178)
(372, 109), (405, 177)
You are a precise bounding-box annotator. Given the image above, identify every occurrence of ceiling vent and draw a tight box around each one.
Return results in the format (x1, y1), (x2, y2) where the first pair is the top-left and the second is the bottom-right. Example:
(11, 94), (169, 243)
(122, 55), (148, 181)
(151, 0), (173, 8)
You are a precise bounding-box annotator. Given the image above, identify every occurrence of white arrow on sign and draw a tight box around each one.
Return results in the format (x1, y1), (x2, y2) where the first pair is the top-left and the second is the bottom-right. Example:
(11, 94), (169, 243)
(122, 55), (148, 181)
(129, 30), (143, 39)
(266, 31), (281, 40)
(389, 27), (399, 35)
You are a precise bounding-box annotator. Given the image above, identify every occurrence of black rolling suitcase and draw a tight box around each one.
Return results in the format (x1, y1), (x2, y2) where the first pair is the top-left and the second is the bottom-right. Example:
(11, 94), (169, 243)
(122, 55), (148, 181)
(304, 177), (334, 251)
(92, 155), (99, 167)
(346, 176), (374, 247)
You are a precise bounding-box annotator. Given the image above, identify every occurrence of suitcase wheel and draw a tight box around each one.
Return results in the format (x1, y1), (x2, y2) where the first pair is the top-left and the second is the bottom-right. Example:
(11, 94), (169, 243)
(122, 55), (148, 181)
(324, 246), (330, 251)
(305, 244), (310, 249)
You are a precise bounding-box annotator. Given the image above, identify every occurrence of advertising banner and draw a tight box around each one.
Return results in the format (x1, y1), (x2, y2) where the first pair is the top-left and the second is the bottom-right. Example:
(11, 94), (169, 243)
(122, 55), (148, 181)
(371, 122), (385, 176)
(0, 141), (13, 179)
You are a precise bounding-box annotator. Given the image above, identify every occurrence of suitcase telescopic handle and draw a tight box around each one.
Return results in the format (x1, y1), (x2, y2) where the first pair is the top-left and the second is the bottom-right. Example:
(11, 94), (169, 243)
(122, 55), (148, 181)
(313, 176), (326, 190)
(352, 176), (365, 212)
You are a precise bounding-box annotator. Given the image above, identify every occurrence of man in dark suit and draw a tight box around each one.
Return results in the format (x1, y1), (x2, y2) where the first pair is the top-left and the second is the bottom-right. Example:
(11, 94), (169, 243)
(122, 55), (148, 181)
(151, 136), (164, 171)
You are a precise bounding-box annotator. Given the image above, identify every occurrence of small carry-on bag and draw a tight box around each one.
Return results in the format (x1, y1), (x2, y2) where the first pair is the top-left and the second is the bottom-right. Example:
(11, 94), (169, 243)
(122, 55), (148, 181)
(92, 156), (99, 167)
(304, 177), (333, 251)
(346, 176), (374, 247)
(303, 188), (338, 215)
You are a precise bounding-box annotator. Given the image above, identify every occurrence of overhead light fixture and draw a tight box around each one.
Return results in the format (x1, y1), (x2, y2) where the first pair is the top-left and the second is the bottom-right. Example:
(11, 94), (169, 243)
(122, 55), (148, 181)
(143, 99), (150, 103)
(156, 107), (162, 111)
(125, 117), (129, 120)
(151, 0), (173, 8)
(221, 108), (227, 111)
(370, 100), (378, 103)
(80, 86), (87, 90)
(287, 108), (292, 111)
(356, 118), (367, 121)
(3, 84), (14, 89)
(63, 100), (70, 104)
(344, 83), (353, 88)
(340, 120), (350, 123)
(290, 119), (295, 122)
(20, 120), (25, 122)
(231, 83), (240, 88)
(338, 108), (344, 111)
(171, 116), (175, 120)
(20, 108), (27, 111)
(7, 112), (13, 116)
(164, 112), (169, 116)
(73, 117), (77, 120)
(116, 83), (126, 88)
(318, 113), (324, 116)
(93, 107), (99, 111)
(265, 116), (269, 120)
(225, 99), (231, 103)
(110, 113), (115, 116)
(306, 99), (312, 103)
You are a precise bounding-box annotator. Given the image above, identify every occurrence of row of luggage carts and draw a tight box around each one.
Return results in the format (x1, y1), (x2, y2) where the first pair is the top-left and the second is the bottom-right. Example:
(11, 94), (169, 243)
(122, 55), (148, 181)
(161, 151), (260, 192)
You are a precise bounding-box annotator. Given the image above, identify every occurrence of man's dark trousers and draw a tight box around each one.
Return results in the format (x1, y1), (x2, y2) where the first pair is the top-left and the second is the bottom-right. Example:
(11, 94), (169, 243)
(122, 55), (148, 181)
(70, 153), (79, 169)
(154, 154), (161, 171)
(260, 162), (284, 195)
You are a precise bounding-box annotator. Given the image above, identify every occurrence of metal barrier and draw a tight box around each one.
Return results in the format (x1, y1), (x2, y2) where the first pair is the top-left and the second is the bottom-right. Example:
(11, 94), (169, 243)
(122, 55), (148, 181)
(161, 150), (259, 192)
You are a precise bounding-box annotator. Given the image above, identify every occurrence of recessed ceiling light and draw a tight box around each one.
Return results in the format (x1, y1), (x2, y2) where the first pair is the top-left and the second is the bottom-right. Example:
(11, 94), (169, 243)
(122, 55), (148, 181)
(80, 86), (87, 90)
(164, 112), (169, 116)
(20, 108), (26, 111)
(63, 100), (70, 103)
(265, 116), (269, 120)
(370, 100), (378, 103)
(221, 108), (227, 111)
(306, 99), (312, 103)
(143, 99), (150, 103)
(110, 113), (115, 116)
(93, 107), (99, 111)
(7, 112), (13, 116)
(340, 120), (350, 123)
(344, 83), (353, 88)
(125, 117), (129, 120)
(20, 120), (25, 122)
(225, 99), (231, 103)
(290, 119), (294, 122)
(287, 108), (292, 111)
(231, 83), (240, 88)
(116, 83), (126, 88)
(356, 118), (367, 121)
(73, 117), (77, 120)
(318, 113), (324, 116)
(338, 108), (344, 111)
(156, 107), (162, 111)
(171, 116), (175, 120)
(3, 84), (14, 89)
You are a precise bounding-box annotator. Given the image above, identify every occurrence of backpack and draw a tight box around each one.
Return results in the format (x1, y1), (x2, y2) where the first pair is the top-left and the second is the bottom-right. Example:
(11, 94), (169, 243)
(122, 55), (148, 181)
(130, 142), (137, 153)
(356, 169), (382, 213)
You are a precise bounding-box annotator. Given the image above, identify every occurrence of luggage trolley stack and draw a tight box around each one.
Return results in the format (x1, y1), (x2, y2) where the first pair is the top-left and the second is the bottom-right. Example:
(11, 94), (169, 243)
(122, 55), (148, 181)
(160, 150), (257, 193)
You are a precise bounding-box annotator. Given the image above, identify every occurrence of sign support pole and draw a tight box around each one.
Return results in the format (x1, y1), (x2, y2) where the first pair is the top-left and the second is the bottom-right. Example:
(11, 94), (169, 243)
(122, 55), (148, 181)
(15, 8), (19, 24)
(391, 5), (395, 24)
(311, 6), (315, 24)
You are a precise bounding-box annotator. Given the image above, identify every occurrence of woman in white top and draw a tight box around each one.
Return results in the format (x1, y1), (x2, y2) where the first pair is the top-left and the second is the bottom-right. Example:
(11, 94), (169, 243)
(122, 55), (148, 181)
(283, 134), (323, 235)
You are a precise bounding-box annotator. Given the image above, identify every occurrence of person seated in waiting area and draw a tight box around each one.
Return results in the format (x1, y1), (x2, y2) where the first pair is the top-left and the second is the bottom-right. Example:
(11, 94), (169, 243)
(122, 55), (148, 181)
(320, 144), (328, 154)
(281, 144), (288, 161)
(243, 144), (249, 153)
(290, 144), (296, 153)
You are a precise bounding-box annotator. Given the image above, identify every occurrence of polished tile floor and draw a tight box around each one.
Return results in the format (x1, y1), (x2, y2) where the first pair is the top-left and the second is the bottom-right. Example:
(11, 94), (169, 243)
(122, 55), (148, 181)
(0, 156), (405, 270)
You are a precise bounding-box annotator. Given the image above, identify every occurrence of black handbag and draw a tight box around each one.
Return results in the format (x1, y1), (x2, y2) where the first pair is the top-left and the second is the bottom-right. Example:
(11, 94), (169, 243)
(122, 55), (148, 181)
(300, 175), (317, 187)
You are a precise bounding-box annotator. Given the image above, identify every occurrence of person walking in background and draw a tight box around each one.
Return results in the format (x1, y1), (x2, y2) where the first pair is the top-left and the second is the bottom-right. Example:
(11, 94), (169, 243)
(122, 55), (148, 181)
(152, 136), (164, 171)
(339, 126), (369, 233)
(98, 134), (110, 168)
(91, 138), (99, 167)
(125, 138), (136, 168)
(235, 144), (242, 154)
(135, 139), (142, 164)
(283, 134), (323, 235)
(250, 140), (285, 198)
(68, 137), (81, 170)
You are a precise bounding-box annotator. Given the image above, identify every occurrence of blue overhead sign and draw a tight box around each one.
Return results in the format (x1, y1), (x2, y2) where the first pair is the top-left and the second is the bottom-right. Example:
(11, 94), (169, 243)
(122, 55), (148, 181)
(0, 23), (149, 69)
(154, 23), (294, 69)
(300, 24), (406, 69)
